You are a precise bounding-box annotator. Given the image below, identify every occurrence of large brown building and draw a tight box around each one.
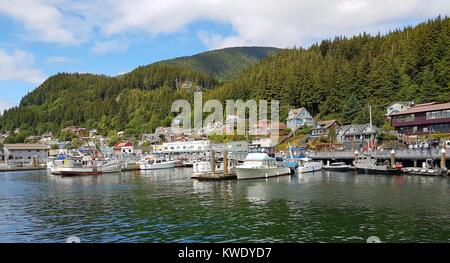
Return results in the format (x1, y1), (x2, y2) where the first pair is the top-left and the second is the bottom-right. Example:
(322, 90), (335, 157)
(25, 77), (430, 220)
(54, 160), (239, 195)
(391, 102), (450, 135)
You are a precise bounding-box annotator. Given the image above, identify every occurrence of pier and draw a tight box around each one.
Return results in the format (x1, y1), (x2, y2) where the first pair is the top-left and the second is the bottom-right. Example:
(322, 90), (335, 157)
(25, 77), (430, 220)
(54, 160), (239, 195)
(308, 149), (449, 170)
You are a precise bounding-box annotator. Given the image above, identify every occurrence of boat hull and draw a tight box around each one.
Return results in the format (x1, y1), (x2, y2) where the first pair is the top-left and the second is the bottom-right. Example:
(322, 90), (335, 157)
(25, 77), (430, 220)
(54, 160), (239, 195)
(140, 161), (177, 170)
(356, 167), (402, 175)
(323, 166), (351, 171)
(236, 167), (291, 180)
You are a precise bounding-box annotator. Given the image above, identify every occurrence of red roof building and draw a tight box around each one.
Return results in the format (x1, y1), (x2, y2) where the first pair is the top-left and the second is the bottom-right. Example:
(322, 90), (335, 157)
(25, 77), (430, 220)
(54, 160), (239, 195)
(391, 102), (450, 135)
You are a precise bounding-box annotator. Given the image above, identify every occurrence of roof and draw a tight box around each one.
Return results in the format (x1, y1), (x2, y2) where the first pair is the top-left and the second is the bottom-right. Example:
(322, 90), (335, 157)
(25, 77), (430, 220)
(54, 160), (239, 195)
(338, 124), (378, 135)
(390, 102), (450, 116)
(245, 153), (270, 161)
(114, 141), (133, 148)
(312, 120), (339, 130)
(387, 101), (412, 107)
(4, 144), (50, 150)
(287, 108), (308, 120)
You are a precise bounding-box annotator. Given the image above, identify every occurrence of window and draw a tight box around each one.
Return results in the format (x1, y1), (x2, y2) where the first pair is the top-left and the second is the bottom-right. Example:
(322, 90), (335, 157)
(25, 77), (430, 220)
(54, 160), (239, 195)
(428, 123), (450, 132)
(395, 114), (415, 122)
(426, 110), (450, 120)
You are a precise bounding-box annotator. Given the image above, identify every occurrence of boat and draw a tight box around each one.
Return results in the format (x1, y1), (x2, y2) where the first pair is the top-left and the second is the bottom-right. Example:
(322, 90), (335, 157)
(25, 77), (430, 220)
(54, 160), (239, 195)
(353, 155), (402, 175)
(235, 153), (291, 180)
(403, 159), (448, 176)
(192, 158), (237, 178)
(323, 161), (351, 171)
(282, 145), (305, 172)
(139, 157), (177, 170)
(296, 157), (323, 173)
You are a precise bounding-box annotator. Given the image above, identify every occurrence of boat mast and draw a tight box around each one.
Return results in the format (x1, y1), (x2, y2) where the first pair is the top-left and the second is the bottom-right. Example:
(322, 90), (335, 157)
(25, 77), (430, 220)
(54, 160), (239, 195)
(368, 104), (373, 154)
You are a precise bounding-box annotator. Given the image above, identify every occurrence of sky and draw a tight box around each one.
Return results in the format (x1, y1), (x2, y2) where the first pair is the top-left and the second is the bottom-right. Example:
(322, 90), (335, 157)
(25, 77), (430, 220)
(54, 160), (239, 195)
(0, 0), (449, 114)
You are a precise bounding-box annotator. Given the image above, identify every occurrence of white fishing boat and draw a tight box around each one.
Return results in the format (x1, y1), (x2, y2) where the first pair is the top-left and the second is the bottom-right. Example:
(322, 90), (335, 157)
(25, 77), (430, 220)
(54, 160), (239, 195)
(353, 155), (402, 175)
(296, 157), (323, 173)
(139, 157), (177, 170)
(323, 161), (351, 171)
(59, 156), (101, 176)
(235, 153), (290, 180)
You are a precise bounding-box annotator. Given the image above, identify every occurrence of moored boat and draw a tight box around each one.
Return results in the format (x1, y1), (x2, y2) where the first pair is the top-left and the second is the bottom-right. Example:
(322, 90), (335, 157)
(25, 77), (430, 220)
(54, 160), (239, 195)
(353, 155), (402, 175)
(139, 157), (177, 170)
(236, 153), (290, 180)
(323, 161), (351, 171)
(296, 157), (323, 174)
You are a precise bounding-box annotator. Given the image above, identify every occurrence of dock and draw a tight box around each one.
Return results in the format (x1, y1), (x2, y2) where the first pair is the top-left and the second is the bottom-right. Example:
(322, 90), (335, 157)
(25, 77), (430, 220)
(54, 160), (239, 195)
(191, 172), (237, 181)
(0, 167), (47, 172)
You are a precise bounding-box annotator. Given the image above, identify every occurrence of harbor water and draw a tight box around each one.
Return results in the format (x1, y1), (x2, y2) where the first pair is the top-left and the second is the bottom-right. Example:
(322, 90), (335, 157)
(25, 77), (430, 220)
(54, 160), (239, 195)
(0, 169), (449, 243)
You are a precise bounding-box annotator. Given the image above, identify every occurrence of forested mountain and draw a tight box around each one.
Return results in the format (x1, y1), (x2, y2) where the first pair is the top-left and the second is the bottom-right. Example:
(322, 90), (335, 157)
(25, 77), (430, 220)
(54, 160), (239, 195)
(0, 17), (449, 140)
(205, 16), (449, 127)
(157, 46), (280, 81)
(0, 47), (278, 137)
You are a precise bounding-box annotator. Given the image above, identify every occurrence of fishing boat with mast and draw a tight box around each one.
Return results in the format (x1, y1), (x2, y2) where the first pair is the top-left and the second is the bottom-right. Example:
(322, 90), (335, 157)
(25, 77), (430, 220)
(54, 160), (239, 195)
(353, 105), (402, 175)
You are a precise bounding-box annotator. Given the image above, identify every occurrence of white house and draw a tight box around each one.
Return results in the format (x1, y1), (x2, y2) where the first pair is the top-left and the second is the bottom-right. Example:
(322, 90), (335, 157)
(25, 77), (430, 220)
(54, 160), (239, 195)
(386, 101), (414, 116)
(336, 124), (379, 143)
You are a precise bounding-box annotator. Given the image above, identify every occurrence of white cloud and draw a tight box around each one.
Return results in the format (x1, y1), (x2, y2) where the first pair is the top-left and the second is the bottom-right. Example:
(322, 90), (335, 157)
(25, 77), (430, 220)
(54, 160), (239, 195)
(0, 0), (449, 48)
(0, 0), (88, 45)
(0, 48), (47, 85)
(89, 0), (450, 49)
(90, 39), (129, 54)
(45, 56), (74, 64)
(0, 100), (14, 115)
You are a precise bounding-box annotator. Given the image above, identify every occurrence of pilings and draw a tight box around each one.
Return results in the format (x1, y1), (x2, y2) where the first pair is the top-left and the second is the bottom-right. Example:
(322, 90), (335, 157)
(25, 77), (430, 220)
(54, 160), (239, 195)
(441, 148), (447, 169)
(390, 149), (396, 168)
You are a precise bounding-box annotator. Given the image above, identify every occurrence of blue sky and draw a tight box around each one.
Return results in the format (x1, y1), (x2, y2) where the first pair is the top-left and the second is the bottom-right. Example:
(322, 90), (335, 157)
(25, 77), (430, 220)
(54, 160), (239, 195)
(0, 0), (449, 114)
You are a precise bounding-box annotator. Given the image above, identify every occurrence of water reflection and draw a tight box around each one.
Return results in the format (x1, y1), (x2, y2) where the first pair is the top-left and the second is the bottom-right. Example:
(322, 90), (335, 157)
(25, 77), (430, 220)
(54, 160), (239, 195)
(0, 169), (449, 243)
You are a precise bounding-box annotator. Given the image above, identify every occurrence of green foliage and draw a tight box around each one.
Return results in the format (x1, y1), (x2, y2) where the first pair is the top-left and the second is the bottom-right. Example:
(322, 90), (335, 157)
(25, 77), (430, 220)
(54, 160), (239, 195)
(0, 18), (449, 136)
(206, 17), (450, 127)
(160, 47), (280, 81)
(0, 47), (277, 135)
(377, 133), (399, 143)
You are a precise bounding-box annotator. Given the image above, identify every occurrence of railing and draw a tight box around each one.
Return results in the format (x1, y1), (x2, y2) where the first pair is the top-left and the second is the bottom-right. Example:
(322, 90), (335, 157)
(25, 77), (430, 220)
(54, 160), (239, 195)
(307, 149), (448, 160)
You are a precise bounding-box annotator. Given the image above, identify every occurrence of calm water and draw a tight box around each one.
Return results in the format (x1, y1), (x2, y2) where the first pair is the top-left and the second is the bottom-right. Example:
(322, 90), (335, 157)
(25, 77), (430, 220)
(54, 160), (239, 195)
(0, 169), (449, 243)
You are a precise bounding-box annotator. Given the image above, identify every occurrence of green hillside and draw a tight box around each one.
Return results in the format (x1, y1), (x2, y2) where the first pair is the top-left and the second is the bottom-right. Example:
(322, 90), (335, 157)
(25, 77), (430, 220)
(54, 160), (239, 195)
(1, 17), (449, 142)
(205, 16), (450, 127)
(158, 46), (280, 81)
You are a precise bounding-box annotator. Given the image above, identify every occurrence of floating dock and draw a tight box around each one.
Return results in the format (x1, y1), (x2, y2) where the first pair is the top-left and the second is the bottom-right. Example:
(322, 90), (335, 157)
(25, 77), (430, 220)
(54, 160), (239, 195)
(191, 172), (237, 181)
(0, 167), (46, 172)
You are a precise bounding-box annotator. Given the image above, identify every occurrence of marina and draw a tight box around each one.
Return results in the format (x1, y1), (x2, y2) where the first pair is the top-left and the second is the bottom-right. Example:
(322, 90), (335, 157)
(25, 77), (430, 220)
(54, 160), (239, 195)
(1, 168), (449, 243)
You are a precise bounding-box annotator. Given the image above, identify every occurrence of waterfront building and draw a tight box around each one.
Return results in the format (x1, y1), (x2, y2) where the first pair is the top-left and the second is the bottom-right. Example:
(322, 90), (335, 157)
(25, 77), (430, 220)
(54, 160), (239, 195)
(113, 141), (134, 155)
(310, 120), (341, 138)
(336, 124), (378, 143)
(391, 102), (450, 135)
(286, 108), (315, 130)
(162, 140), (209, 156)
(3, 144), (50, 165)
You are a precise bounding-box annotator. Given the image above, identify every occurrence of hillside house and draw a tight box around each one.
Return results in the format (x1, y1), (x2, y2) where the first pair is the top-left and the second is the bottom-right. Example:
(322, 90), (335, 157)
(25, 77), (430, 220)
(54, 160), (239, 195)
(286, 108), (315, 130)
(310, 120), (341, 138)
(336, 124), (379, 143)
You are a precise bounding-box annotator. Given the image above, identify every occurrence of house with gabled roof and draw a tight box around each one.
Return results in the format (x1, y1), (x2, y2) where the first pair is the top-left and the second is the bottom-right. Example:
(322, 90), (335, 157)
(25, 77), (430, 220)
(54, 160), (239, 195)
(310, 120), (341, 138)
(336, 124), (378, 143)
(286, 108), (315, 130)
